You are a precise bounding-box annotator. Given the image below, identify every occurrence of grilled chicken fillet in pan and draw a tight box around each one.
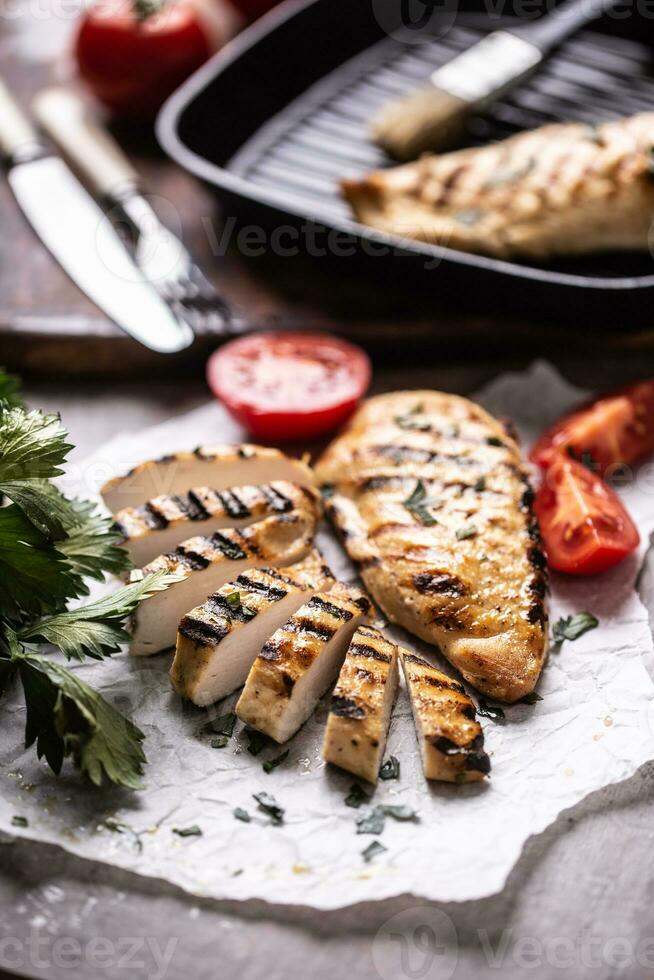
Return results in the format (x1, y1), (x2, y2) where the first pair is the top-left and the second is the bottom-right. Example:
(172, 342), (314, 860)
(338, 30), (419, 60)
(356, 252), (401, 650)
(316, 391), (548, 703)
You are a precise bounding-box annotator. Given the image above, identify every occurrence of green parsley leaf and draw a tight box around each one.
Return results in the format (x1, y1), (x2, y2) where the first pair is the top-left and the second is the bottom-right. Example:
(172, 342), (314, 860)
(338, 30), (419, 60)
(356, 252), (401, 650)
(345, 783), (369, 808)
(202, 711), (236, 739)
(253, 791), (284, 825)
(16, 651), (146, 788)
(456, 524), (477, 541)
(0, 505), (80, 619)
(0, 407), (71, 482)
(0, 368), (23, 409)
(379, 756), (400, 781)
(552, 613), (599, 646)
(234, 807), (251, 823)
(356, 807), (386, 835)
(519, 691), (543, 705)
(362, 840), (387, 863)
(404, 480), (439, 527)
(263, 749), (289, 774)
(477, 698), (505, 721)
(211, 735), (228, 749)
(173, 825), (202, 837)
(381, 804), (418, 822)
(102, 817), (143, 851)
(245, 728), (269, 756)
(11, 815), (28, 828)
(320, 483), (335, 500)
(225, 591), (241, 610)
(58, 500), (131, 581)
(0, 480), (81, 540)
(19, 570), (181, 661)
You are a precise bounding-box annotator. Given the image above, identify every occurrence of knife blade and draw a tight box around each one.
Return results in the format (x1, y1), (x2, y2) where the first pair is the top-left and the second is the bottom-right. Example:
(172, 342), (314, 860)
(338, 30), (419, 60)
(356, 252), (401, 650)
(0, 80), (193, 354)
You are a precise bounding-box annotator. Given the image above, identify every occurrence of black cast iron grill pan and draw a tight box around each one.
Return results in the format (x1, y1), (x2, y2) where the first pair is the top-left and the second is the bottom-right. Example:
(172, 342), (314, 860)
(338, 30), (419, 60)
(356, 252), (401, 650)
(158, 0), (654, 328)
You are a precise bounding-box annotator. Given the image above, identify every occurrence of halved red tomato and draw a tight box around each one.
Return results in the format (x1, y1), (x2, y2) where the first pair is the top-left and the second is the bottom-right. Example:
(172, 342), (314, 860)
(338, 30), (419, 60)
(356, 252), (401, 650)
(530, 380), (654, 476)
(206, 332), (371, 442)
(533, 454), (640, 575)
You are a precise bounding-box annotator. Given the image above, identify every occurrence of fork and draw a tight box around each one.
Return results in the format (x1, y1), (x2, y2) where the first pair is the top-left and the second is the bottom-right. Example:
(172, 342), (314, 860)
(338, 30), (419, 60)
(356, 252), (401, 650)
(32, 87), (241, 339)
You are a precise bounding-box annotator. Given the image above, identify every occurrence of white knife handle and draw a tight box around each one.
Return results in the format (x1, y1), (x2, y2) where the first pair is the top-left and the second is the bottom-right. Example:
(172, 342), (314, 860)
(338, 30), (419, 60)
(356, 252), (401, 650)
(32, 88), (139, 200)
(0, 79), (42, 162)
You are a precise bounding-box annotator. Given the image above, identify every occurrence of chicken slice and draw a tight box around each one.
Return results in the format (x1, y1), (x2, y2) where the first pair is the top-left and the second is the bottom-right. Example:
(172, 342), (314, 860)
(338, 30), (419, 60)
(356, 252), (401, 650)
(322, 625), (399, 784)
(114, 481), (316, 567)
(235, 583), (373, 743)
(170, 550), (335, 706)
(400, 650), (490, 783)
(102, 444), (315, 512)
(130, 496), (319, 657)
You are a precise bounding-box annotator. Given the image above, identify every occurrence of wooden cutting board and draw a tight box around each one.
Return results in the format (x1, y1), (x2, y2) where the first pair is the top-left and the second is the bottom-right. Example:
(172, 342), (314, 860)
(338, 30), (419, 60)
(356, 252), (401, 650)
(3, 15), (654, 377)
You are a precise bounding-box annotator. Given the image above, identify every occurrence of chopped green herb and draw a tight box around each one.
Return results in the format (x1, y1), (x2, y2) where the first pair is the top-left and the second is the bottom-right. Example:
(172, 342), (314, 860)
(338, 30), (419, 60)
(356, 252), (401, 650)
(474, 476), (486, 492)
(486, 436), (504, 447)
(379, 756), (400, 781)
(519, 692), (543, 705)
(395, 403), (431, 432)
(345, 783), (369, 808)
(320, 483), (335, 500)
(103, 817), (143, 851)
(380, 805), (418, 822)
(226, 591), (241, 609)
(242, 606), (257, 620)
(356, 807), (386, 835)
(245, 728), (269, 756)
(253, 791), (284, 825)
(456, 524), (477, 541)
(173, 825), (202, 837)
(202, 711), (237, 738)
(480, 554), (489, 562)
(362, 840), (387, 863)
(11, 815), (28, 828)
(211, 735), (229, 749)
(234, 807), (251, 823)
(477, 698), (505, 721)
(263, 749), (289, 774)
(404, 480), (439, 527)
(552, 613), (599, 645)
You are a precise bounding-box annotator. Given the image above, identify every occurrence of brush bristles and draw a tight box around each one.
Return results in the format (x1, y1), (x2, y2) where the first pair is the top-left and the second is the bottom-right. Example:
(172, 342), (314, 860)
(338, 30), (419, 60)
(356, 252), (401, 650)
(371, 85), (470, 161)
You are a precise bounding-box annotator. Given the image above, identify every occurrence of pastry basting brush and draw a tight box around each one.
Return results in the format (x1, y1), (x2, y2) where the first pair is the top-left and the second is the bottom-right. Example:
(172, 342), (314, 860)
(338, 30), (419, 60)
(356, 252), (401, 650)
(372, 0), (618, 160)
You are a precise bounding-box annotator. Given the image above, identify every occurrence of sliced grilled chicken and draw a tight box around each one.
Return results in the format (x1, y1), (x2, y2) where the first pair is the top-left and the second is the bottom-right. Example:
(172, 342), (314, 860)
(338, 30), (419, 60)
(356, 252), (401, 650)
(322, 625), (399, 784)
(114, 481), (316, 568)
(343, 113), (654, 260)
(102, 444), (315, 512)
(170, 550), (335, 706)
(400, 650), (490, 782)
(130, 497), (320, 657)
(316, 391), (548, 703)
(235, 583), (373, 743)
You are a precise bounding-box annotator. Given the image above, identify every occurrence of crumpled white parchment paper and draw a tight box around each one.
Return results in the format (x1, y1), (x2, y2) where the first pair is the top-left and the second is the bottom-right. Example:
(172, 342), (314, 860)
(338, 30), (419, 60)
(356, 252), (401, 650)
(2, 361), (654, 909)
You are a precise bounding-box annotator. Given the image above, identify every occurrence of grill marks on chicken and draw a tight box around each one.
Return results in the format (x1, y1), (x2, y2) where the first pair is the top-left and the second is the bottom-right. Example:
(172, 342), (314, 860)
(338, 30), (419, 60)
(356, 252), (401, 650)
(316, 391), (548, 702)
(342, 113), (654, 260)
(323, 625), (399, 783)
(400, 651), (490, 782)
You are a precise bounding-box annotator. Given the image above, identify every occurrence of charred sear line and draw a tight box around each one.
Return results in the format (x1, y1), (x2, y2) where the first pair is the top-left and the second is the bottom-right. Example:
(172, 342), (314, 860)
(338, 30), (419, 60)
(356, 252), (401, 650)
(369, 445), (476, 467)
(429, 610), (466, 631)
(358, 475), (405, 492)
(235, 575), (288, 600)
(143, 502), (169, 530)
(178, 617), (229, 645)
(414, 571), (466, 597)
(528, 545), (547, 571)
(527, 601), (546, 625)
(349, 642), (392, 663)
(217, 489), (251, 519)
(353, 595), (372, 614)
(330, 695), (366, 719)
(266, 568), (304, 587)
(173, 546), (210, 570)
(419, 673), (466, 694)
(261, 484), (293, 512)
(259, 640), (282, 661)
(186, 490), (210, 521)
(287, 618), (336, 642)
(431, 732), (489, 775)
(211, 531), (247, 561)
(205, 596), (254, 623)
(307, 596), (355, 621)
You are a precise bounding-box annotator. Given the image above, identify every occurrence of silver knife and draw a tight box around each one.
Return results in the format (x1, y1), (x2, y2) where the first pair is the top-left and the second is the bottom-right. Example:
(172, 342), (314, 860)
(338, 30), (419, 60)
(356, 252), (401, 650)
(0, 80), (193, 353)
(32, 88), (233, 337)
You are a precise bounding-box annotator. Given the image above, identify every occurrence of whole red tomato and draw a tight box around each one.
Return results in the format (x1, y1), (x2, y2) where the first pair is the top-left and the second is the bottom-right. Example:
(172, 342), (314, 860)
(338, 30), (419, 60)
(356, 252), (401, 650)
(75, 0), (220, 119)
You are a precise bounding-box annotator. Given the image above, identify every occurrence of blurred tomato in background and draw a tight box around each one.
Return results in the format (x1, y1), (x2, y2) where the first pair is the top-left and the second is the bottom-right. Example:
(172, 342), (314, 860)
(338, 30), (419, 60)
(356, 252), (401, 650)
(75, 0), (222, 118)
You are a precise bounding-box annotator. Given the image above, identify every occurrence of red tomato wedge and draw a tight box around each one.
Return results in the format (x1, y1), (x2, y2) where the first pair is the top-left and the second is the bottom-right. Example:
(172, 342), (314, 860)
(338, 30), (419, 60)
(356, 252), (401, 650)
(206, 332), (371, 442)
(533, 454), (639, 575)
(530, 380), (654, 476)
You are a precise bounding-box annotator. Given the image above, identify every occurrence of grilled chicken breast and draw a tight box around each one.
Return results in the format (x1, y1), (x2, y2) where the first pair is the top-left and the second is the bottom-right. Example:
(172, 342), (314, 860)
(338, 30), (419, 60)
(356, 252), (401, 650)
(343, 113), (654, 260)
(130, 496), (320, 657)
(236, 583), (373, 743)
(114, 481), (316, 568)
(171, 551), (335, 706)
(102, 444), (315, 512)
(322, 625), (399, 784)
(316, 391), (548, 703)
(400, 650), (490, 782)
